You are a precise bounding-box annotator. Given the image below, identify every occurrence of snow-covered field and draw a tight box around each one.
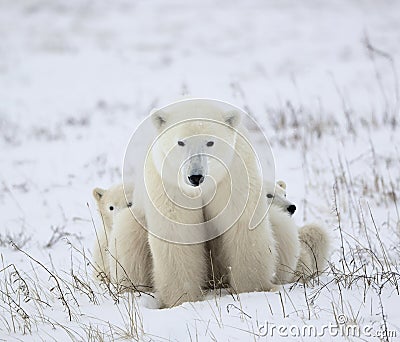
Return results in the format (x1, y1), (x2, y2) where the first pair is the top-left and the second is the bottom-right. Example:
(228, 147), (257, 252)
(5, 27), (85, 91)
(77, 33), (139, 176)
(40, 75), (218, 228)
(1, 1), (400, 340)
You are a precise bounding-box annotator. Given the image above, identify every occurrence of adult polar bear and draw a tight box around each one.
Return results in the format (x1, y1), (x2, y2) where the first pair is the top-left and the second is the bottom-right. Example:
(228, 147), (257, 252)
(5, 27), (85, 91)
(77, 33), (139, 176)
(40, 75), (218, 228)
(134, 98), (278, 308)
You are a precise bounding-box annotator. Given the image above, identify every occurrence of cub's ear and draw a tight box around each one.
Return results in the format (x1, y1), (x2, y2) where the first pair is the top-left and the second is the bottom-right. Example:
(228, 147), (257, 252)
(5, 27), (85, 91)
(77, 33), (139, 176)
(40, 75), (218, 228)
(93, 188), (105, 202)
(222, 110), (241, 128)
(277, 180), (286, 190)
(151, 109), (169, 130)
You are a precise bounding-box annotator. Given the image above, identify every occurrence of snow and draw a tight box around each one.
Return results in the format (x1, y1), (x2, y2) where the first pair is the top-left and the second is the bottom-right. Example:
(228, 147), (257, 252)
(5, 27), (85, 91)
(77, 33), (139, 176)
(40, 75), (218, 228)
(1, 0), (399, 341)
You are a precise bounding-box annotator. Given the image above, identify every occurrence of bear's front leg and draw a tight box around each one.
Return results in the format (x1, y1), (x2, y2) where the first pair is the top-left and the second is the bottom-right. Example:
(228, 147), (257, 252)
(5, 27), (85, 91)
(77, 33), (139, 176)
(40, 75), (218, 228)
(145, 180), (207, 308)
(220, 216), (278, 294)
(148, 235), (207, 308)
(205, 175), (279, 294)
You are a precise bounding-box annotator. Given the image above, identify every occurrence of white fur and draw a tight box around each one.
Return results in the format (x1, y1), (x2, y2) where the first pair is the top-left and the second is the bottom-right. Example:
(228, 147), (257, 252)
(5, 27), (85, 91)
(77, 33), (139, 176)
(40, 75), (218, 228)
(108, 207), (152, 291)
(268, 204), (300, 284)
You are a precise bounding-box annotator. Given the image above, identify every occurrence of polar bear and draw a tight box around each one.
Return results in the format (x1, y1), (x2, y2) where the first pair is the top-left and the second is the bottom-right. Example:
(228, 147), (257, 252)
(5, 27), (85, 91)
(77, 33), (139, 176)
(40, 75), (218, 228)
(137, 99), (278, 307)
(92, 184), (152, 290)
(107, 206), (152, 292)
(265, 180), (301, 284)
(266, 180), (296, 216)
(92, 184), (133, 279)
(266, 181), (330, 284)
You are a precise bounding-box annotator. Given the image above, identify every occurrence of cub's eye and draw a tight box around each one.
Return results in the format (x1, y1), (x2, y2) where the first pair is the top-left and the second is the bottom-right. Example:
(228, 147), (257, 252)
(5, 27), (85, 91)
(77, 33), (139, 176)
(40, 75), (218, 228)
(206, 141), (214, 147)
(127, 202), (132, 207)
(178, 141), (185, 146)
(266, 194), (273, 199)
(109, 206), (114, 211)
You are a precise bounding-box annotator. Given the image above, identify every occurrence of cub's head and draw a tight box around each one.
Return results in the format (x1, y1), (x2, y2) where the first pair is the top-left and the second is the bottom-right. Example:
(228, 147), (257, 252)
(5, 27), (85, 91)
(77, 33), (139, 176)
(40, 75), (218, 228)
(265, 180), (296, 216)
(150, 100), (241, 188)
(92, 184), (133, 231)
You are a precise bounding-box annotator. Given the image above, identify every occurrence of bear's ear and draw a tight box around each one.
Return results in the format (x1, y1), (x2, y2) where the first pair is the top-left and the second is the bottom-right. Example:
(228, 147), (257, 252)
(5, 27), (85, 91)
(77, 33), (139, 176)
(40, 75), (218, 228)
(151, 109), (169, 130)
(93, 188), (105, 202)
(222, 110), (241, 128)
(277, 180), (286, 190)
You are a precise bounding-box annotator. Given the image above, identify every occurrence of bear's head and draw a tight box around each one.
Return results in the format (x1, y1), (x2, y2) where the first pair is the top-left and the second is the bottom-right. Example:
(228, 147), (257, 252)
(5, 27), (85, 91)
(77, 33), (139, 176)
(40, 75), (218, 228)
(93, 184), (133, 231)
(149, 100), (242, 190)
(265, 180), (296, 216)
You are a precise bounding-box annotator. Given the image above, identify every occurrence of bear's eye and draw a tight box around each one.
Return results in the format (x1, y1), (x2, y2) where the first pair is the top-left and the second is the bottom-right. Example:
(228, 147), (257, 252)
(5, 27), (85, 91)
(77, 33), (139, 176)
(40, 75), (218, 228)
(109, 206), (114, 211)
(206, 141), (214, 147)
(266, 194), (273, 199)
(127, 202), (132, 207)
(177, 141), (185, 147)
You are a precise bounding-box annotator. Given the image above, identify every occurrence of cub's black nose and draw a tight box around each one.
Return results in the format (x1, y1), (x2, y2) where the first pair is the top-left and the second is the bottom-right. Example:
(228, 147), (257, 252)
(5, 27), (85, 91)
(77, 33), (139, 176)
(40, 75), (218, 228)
(188, 174), (204, 187)
(287, 204), (296, 215)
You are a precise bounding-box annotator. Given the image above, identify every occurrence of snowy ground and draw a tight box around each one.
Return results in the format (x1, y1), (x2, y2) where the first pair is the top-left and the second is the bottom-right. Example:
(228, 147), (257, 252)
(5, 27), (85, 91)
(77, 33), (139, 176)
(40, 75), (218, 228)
(1, 0), (400, 341)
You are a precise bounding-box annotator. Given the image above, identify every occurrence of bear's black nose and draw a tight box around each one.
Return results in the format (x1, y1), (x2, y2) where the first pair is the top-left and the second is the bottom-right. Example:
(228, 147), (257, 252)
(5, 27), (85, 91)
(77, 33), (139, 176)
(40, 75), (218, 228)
(188, 174), (204, 187)
(287, 205), (296, 215)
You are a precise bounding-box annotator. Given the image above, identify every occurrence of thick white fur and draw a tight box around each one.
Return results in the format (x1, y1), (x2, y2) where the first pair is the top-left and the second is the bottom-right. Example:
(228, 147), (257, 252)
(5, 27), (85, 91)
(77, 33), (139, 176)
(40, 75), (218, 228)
(92, 184), (133, 279)
(269, 204), (301, 284)
(203, 144), (278, 296)
(107, 207), (152, 291)
(140, 100), (278, 307)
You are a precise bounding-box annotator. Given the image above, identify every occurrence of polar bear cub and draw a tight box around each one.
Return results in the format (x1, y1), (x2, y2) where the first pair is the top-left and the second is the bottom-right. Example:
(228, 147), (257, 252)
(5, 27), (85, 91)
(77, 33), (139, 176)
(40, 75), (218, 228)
(265, 180), (301, 284)
(92, 184), (133, 279)
(266, 181), (330, 283)
(107, 205), (152, 292)
(92, 184), (152, 291)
